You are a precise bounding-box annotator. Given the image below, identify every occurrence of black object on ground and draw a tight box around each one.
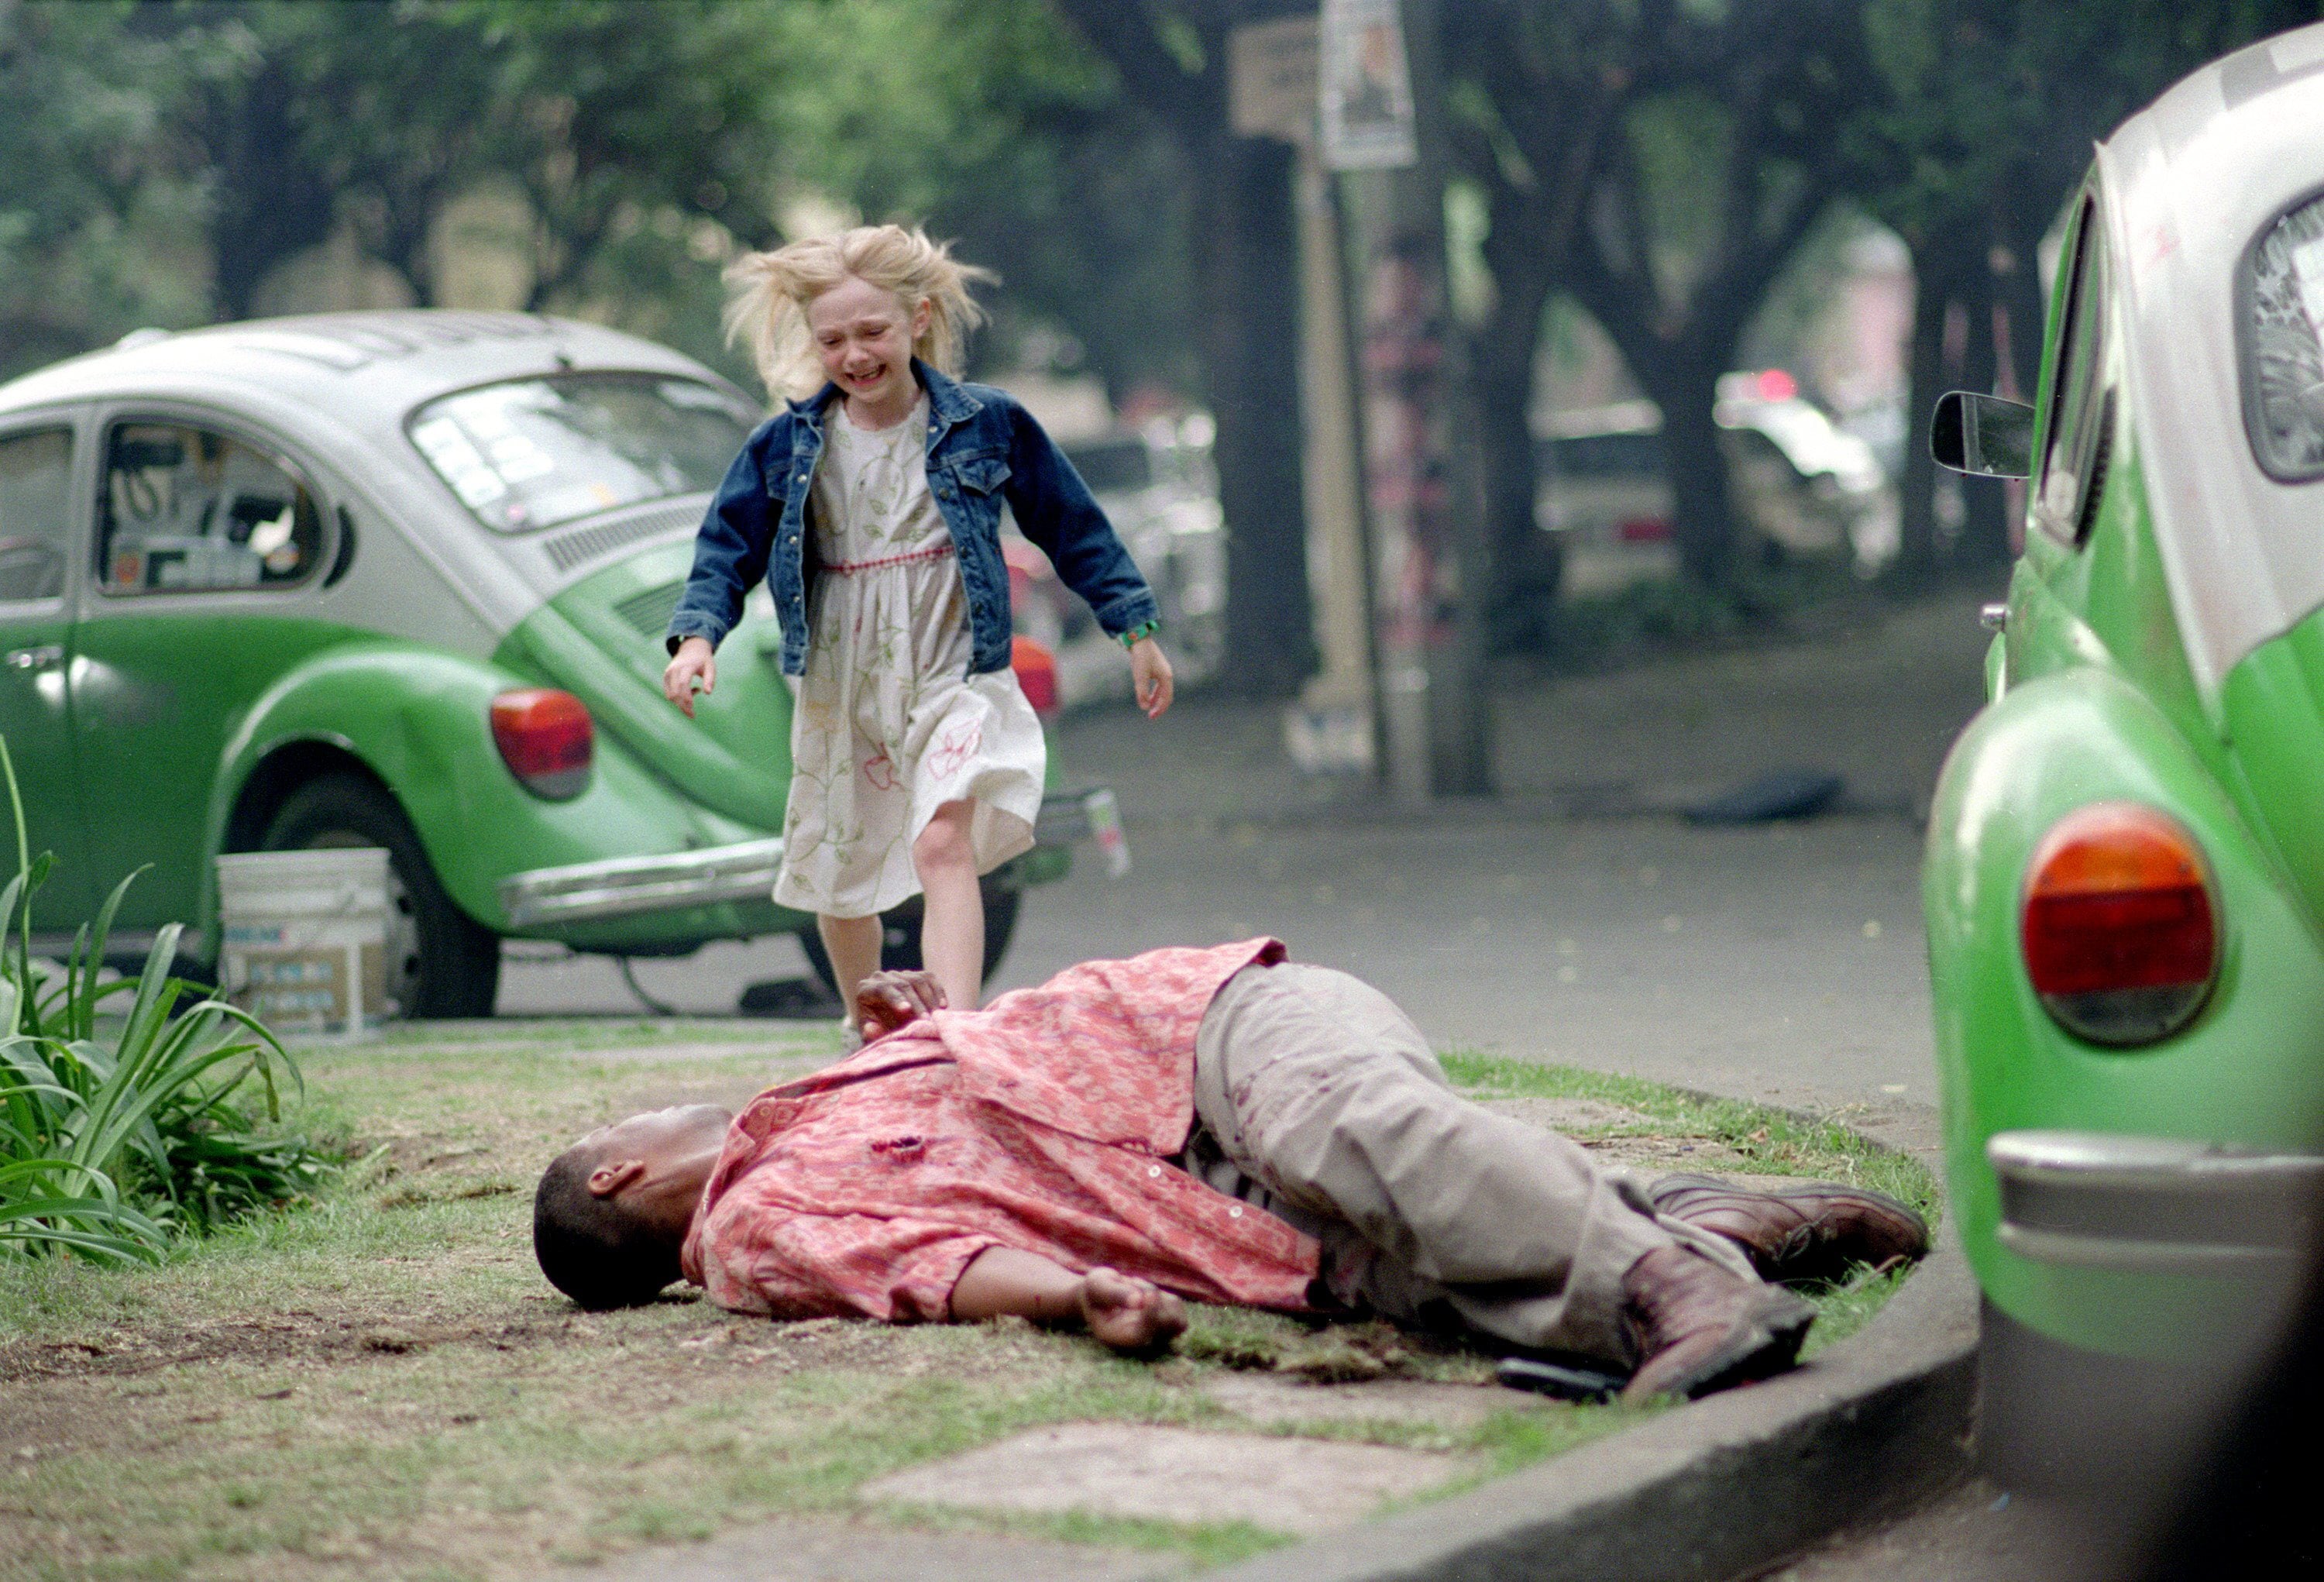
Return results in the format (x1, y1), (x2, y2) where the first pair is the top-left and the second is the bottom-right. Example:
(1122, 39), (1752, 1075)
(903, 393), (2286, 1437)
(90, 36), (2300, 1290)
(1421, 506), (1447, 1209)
(739, 975), (844, 1020)
(1494, 1357), (1626, 1403)
(1684, 769), (1846, 826)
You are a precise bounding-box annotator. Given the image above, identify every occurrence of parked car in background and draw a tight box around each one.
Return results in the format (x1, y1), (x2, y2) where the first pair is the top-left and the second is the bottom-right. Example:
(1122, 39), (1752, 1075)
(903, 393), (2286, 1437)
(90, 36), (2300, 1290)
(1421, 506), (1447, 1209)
(0, 311), (1098, 1017)
(1004, 414), (1226, 709)
(1922, 24), (2324, 1484)
(1536, 373), (1899, 596)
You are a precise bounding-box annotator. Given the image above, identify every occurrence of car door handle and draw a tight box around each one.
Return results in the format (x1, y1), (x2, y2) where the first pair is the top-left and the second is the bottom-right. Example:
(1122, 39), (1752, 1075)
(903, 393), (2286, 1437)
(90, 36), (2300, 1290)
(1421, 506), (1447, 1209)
(3, 644), (64, 672)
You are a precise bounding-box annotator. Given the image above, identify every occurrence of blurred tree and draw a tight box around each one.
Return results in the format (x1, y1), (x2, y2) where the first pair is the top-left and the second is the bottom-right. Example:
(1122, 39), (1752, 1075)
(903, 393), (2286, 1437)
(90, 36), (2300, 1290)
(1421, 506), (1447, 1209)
(0, 0), (219, 377)
(765, 0), (1196, 401)
(1562, 2), (1864, 592)
(449, 0), (792, 311)
(1439, 0), (1864, 605)
(1844, 0), (2324, 587)
(1436, 2), (1639, 643)
(229, 0), (506, 312)
(174, 14), (339, 322)
(1050, 0), (1318, 697)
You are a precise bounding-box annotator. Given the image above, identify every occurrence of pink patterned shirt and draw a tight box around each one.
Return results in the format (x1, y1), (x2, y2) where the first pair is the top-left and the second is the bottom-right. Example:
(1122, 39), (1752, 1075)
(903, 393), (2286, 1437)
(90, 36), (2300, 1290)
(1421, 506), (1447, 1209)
(679, 940), (1319, 1322)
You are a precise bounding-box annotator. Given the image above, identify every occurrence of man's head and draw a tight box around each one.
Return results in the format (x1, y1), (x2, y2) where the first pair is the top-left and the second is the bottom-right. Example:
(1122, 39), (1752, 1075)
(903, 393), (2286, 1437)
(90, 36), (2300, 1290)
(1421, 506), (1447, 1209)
(533, 1104), (731, 1310)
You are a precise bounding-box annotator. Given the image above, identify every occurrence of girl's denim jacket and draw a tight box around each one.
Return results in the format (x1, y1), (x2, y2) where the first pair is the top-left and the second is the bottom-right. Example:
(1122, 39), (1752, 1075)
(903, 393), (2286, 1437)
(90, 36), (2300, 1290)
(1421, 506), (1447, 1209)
(665, 360), (1158, 678)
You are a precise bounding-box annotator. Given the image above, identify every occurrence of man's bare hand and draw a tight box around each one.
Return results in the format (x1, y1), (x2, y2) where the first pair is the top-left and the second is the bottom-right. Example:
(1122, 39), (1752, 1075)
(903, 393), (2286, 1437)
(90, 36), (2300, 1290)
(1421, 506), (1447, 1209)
(855, 968), (947, 1042)
(1078, 1266), (1186, 1354)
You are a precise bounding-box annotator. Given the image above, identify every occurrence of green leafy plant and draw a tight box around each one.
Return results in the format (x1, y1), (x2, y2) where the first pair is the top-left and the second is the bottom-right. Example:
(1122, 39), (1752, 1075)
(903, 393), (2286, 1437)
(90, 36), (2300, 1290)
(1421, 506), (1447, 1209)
(0, 734), (333, 1262)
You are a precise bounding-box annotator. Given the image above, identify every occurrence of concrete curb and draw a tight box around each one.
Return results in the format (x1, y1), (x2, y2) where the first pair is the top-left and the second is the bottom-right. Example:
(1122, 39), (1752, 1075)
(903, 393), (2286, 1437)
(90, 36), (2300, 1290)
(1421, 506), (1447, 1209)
(1202, 1226), (1978, 1582)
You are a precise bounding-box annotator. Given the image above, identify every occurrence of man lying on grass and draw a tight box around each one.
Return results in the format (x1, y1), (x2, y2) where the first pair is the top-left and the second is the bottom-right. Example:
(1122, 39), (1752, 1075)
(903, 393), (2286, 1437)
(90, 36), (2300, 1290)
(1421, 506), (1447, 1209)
(532, 941), (1927, 1401)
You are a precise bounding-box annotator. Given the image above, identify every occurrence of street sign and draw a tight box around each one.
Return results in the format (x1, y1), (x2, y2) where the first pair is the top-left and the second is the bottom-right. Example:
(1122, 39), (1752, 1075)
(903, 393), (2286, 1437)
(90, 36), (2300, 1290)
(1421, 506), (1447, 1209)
(1229, 15), (1318, 143)
(1319, 0), (1418, 170)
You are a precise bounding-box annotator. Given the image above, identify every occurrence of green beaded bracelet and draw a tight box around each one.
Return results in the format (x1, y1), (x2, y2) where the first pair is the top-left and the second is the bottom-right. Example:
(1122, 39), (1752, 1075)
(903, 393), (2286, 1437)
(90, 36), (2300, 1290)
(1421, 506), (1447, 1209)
(1119, 619), (1161, 649)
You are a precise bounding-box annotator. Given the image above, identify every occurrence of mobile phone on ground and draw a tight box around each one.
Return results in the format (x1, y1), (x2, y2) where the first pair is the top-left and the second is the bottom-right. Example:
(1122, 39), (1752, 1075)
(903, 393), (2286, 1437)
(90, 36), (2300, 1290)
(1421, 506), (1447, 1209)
(1494, 1357), (1625, 1403)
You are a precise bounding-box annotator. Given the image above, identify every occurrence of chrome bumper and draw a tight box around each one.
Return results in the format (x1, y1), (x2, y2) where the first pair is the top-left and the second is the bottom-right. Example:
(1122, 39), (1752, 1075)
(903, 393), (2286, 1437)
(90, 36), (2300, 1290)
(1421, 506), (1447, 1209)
(497, 787), (1126, 930)
(498, 837), (787, 929)
(1990, 1130), (2324, 1275)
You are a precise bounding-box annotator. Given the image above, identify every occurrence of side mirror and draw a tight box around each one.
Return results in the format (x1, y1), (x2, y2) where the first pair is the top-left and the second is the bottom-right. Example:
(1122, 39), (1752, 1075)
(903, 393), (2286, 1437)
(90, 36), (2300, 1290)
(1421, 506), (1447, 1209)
(1931, 391), (2035, 479)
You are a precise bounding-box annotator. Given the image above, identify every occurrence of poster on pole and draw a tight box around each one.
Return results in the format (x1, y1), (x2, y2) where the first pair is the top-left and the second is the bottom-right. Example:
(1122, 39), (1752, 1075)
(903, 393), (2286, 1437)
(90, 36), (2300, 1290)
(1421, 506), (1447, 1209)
(1318, 0), (1418, 170)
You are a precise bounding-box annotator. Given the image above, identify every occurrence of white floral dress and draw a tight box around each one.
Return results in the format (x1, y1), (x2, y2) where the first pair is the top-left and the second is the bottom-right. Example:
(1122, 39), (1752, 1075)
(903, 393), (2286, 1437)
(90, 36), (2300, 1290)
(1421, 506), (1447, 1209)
(773, 397), (1046, 918)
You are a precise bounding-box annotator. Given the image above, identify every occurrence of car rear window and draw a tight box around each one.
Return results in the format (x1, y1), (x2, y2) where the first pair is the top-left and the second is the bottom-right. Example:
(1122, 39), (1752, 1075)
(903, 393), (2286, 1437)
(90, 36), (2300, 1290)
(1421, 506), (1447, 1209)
(2242, 189), (2324, 482)
(407, 374), (757, 533)
(1538, 431), (1665, 479)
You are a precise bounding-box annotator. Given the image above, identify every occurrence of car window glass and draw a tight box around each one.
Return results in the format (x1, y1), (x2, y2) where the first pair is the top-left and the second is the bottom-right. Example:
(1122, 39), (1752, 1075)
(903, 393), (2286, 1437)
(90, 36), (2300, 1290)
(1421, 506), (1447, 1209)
(1542, 431), (1664, 479)
(0, 428), (73, 604)
(407, 374), (755, 533)
(2033, 199), (2111, 542)
(2242, 189), (2324, 481)
(99, 422), (323, 595)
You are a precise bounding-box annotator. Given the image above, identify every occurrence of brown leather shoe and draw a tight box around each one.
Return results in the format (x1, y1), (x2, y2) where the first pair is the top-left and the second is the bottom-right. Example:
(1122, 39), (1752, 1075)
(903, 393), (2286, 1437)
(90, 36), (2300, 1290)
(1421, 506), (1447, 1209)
(1648, 1174), (1930, 1285)
(1619, 1245), (1814, 1401)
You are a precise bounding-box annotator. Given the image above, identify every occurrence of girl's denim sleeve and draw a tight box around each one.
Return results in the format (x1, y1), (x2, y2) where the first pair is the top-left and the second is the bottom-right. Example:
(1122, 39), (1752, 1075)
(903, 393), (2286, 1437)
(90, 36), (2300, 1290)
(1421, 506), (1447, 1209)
(665, 438), (774, 655)
(1003, 404), (1160, 639)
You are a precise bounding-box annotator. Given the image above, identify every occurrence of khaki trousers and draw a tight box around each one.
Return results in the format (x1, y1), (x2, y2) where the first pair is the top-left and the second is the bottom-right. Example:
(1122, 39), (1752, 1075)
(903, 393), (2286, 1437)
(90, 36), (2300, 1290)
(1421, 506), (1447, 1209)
(1187, 962), (1757, 1365)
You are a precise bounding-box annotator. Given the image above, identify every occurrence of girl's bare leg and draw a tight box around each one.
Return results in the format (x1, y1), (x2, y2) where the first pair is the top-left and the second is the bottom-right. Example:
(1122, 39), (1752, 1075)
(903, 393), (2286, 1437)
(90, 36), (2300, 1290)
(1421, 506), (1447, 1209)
(912, 799), (985, 1009)
(817, 913), (884, 1025)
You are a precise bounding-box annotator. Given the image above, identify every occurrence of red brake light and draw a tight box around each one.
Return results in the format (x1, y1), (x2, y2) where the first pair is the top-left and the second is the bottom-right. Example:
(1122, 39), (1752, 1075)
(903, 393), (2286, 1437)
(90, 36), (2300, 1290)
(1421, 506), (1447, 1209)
(2021, 803), (2218, 1045)
(491, 687), (593, 800)
(1010, 635), (1058, 715)
(1617, 516), (1671, 542)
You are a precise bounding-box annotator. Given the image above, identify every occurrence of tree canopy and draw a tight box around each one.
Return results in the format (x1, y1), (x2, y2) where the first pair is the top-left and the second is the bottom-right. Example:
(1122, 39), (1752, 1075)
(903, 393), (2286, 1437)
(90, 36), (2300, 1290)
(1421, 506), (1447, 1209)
(2, 0), (2318, 631)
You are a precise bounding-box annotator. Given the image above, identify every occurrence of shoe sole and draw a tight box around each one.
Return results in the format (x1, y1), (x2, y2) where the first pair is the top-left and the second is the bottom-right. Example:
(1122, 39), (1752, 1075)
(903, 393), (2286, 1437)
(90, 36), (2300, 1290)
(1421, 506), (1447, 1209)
(1654, 1174), (1925, 1226)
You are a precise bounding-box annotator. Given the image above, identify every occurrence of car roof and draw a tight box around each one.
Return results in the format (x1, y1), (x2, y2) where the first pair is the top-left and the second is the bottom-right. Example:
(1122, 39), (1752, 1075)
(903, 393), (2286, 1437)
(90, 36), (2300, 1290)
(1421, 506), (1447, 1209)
(0, 310), (739, 441)
(2097, 22), (2324, 703)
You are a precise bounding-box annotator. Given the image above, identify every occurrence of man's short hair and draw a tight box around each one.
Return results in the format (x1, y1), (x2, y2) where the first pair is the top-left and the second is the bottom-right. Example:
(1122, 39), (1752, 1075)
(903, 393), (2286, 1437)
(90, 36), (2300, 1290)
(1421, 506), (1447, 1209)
(532, 1146), (684, 1311)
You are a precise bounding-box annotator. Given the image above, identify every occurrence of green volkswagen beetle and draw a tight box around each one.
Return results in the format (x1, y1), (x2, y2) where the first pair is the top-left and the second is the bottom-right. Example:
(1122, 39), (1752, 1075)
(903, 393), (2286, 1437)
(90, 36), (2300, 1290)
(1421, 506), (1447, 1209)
(0, 311), (1095, 1017)
(1925, 26), (2324, 1474)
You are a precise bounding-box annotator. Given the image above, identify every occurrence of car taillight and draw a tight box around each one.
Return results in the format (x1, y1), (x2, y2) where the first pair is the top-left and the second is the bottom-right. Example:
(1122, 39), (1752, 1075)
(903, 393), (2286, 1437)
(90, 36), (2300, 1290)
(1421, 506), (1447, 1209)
(2021, 803), (2219, 1046)
(491, 687), (593, 800)
(1011, 635), (1058, 715)
(1618, 516), (1671, 542)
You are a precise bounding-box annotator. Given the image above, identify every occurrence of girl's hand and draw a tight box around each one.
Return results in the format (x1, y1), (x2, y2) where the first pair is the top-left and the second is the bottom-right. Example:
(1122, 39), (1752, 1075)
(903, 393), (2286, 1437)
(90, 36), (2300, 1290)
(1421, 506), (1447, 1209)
(662, 637), (717, 717)
(1129, 637), (1174, 719)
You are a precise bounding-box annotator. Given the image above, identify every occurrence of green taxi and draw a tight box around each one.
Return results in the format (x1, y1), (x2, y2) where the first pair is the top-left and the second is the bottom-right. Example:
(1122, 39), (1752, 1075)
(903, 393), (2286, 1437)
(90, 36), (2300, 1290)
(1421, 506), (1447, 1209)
(1924, 25), (2324, 1473)
(0, 311), (1093, 1016)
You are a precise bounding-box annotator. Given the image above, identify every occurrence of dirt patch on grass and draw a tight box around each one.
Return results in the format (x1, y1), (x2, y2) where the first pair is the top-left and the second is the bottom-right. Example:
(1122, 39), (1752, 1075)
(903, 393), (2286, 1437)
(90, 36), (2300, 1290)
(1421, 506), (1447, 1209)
(1477, 1094), (1756, 1172)
(0, 1305), (575, 1385)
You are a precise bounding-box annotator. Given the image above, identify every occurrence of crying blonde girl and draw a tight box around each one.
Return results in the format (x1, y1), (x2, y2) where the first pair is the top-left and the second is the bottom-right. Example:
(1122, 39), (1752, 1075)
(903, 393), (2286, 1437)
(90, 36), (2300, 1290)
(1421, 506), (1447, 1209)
(662, 224), (1173, 1027)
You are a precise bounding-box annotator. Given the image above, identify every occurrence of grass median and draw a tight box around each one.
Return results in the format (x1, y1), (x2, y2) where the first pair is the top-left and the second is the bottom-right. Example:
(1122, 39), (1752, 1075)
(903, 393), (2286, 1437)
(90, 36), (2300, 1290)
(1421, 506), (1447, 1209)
(0, 1020), (1939, 1580)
